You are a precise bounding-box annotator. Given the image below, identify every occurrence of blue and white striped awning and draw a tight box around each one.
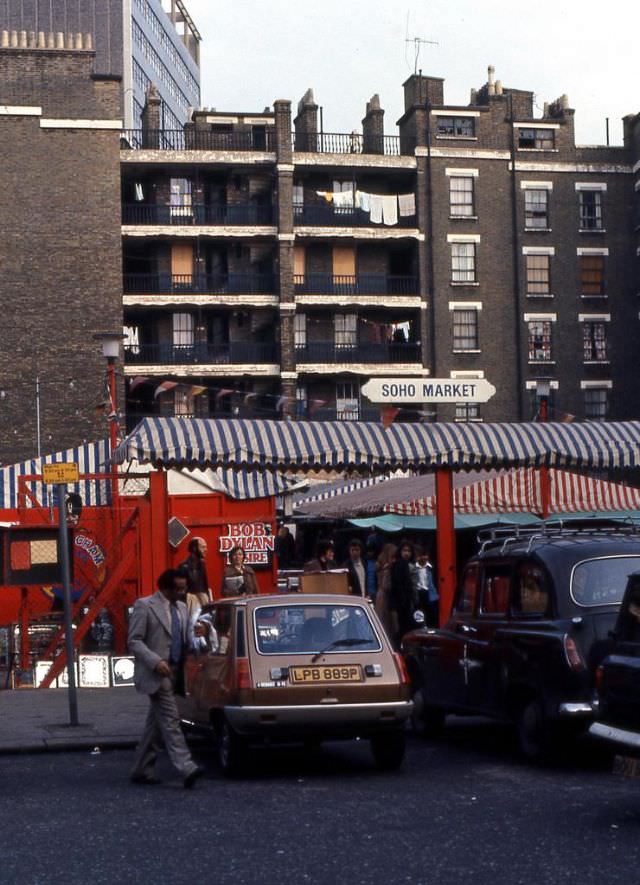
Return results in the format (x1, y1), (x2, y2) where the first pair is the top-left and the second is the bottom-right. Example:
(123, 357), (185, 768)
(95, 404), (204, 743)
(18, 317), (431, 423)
(113, 418), (640, 472)
(0, 439), (111, 510)
(214, 467), (292, 499)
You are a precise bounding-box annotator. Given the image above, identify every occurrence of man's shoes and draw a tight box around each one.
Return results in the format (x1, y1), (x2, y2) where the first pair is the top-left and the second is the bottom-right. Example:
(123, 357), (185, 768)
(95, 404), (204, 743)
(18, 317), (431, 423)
(130, 773), (161, 786)
(183, 765), (205, 789)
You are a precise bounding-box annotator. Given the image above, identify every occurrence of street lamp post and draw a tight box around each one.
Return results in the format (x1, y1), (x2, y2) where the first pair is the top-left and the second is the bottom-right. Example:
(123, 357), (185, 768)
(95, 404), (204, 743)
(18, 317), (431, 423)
(93, 332), (126, 509)
(536, 379), (551, 519)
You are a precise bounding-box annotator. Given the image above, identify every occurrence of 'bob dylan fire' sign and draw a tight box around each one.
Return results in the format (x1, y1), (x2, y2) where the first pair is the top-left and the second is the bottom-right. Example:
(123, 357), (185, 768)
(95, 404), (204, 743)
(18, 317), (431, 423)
(219, 523), (274, 566)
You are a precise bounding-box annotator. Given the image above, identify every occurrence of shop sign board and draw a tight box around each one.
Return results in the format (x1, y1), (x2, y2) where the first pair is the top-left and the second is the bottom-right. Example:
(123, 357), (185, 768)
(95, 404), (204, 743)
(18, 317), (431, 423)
(361, 377), (496, 404)
(219, 523), (275, 566)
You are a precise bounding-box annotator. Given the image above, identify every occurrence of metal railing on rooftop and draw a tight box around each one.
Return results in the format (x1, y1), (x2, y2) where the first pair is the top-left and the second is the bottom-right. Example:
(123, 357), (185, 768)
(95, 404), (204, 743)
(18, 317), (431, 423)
(124, 341), (279, 365)
(292, 132), (416, 156)
(121, 129), (276, 151)
(293, 203), (416, 228)
(295, 341), (421, 364)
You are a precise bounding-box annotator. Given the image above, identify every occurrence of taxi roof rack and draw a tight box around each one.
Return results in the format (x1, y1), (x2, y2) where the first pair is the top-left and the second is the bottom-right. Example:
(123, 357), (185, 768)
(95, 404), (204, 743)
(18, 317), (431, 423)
(477, 518), (640, 554)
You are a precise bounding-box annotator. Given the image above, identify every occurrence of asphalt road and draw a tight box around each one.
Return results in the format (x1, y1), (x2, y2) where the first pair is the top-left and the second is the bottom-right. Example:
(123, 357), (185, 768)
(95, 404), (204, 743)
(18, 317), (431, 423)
(1, 719), (638, 885)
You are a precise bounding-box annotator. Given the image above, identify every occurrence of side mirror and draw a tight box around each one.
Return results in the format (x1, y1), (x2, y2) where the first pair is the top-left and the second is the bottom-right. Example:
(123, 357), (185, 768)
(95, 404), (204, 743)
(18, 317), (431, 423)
(413, 609), (426, 626)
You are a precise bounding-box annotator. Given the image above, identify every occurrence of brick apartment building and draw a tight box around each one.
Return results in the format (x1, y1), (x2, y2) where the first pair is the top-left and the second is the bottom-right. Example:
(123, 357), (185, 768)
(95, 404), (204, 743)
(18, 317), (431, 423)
(120, 68), (640, 428)
(0, 32), (123, 465)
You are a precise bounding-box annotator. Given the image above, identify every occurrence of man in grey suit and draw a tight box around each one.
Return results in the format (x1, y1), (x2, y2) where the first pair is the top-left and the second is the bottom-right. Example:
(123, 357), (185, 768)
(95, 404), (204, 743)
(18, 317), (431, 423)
(128, 568), (204, 788)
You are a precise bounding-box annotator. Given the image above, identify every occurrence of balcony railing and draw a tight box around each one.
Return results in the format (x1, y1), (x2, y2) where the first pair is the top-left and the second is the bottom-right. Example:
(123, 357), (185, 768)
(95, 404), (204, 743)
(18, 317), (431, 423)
(122, 203), (274, 225)
(292, 132), (416, 157)
(295, 341), (421, 364)
(294, 274), (418, 296)
(124, 273), (276, 295)
(124, 342), (279, 365)
(293, 204), (416, 228)
(121, 129), (276, 151)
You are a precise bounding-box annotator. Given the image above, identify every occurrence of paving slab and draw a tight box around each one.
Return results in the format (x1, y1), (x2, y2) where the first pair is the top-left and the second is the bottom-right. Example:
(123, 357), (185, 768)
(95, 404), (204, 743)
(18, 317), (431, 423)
(0, 687), (148, 754)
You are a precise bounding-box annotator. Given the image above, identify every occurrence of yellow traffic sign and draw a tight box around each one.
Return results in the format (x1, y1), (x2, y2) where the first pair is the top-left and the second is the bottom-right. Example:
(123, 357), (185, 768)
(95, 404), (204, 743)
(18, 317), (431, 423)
(42, 463), (79, 484)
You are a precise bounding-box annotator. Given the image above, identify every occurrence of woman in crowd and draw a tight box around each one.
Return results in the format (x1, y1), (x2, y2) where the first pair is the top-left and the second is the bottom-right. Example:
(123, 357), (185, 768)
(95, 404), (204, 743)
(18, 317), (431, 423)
(221, 545), (259, 597)
(374, 543), (397, 636)
(388, 539), (416, 648)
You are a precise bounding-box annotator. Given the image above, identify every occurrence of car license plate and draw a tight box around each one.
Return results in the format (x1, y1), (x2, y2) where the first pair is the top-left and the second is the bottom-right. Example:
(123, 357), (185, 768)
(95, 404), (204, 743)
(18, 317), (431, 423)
(289, 664), (363, 684)
(613, 755), (640, 779)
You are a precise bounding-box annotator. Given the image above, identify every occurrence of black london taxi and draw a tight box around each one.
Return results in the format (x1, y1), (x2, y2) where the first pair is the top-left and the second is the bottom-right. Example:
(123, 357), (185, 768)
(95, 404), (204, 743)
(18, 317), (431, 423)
(590, 571), (640, 774)
(402, 524), (640, 759)
(178, 594), (412, 774)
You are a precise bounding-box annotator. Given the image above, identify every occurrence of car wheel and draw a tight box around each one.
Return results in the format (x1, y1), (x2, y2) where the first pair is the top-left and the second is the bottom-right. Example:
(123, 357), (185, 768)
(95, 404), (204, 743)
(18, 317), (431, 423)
(411, 687), (446, 739)
(516, 699), (550, 761)
(370, 731), (406, 770)
(217, 717), (246, 777)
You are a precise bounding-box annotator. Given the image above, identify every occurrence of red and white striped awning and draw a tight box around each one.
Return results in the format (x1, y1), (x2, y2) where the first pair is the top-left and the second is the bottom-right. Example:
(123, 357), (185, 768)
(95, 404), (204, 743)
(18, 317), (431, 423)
(385, 468), (640, 516)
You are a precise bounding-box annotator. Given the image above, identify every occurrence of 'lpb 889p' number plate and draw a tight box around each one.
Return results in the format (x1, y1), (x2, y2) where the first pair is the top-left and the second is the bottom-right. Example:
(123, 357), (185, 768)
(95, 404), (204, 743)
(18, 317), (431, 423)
(289, 664), (363, 684)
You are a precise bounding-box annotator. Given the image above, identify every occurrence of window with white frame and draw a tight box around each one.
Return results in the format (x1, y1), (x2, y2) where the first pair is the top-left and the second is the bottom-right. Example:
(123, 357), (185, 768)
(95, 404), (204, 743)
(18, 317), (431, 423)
(174, 389), (195, 417)
(334, 313), (357, 347)
(336, 381), (359, 420)
(451, 242), (476, 283)
(584, 387), (608, 421)
(518, 128), (555, 150)
(525, 254), (551, 295)
(172, 312), (194, 346)
(524, 189), (549, 229)
(295, 383), (307, 417)
(583, 322), (607, 362)
(452, 309), (479, 351)
(294, 313), (307, 347)
(527, 320), (552, 361)
(579, 190), (603, 230)
(580, 254), (606, 296)
(455, 402), (481, 422)
(449, 177), (474, 217)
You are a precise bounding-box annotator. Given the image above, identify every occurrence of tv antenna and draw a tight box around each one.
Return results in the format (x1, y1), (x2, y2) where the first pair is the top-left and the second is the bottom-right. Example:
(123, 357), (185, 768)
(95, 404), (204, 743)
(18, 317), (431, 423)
(405, 11), (438, 74)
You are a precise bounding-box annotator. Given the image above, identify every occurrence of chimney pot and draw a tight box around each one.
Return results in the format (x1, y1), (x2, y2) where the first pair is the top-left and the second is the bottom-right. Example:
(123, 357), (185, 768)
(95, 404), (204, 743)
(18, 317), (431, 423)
(76, 33), (83, 49)
(55, 32), (64, 49)
(1, 30), (8, 48)
(85, 33), (93, 50)
(47, 32), (55, 48)
(27, 31), (36, 48)
(9, 30), (18, 47)
(18, 30), (27, 48)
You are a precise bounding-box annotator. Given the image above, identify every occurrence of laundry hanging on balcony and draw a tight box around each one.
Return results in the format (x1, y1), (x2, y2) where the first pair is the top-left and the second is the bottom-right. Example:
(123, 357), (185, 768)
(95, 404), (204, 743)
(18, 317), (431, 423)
(315, 190), (416, 225)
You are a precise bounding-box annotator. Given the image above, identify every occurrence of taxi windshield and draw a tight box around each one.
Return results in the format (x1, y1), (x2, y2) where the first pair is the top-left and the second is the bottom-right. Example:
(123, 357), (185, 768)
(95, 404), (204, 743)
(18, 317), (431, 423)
(253, 603), (381, 655)
(571, 556), (640, 607)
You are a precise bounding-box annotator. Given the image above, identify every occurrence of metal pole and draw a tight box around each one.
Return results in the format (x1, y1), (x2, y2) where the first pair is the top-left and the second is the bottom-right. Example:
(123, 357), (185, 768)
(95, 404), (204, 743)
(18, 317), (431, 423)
(435, 468), (456, 626)
(58, 482), (79, 726)
(36, 375), (41, 459)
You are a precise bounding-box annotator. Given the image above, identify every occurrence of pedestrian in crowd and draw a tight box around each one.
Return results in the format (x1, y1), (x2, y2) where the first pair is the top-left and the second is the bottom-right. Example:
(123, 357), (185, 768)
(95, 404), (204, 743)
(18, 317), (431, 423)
(342, 538), (366, 596)
(274, 525), (296, 569)
(303, 540), (336, 572)
(128, 568), (204, 789)
(365, 543), (378, 602)
(179, 537), (211, 607)
(221, 545), (259, 597)
(374, 543), (397, 635)
(365, 527), (383, 558)
(389, 539), (416, 648)
(411, 546), (439, 627)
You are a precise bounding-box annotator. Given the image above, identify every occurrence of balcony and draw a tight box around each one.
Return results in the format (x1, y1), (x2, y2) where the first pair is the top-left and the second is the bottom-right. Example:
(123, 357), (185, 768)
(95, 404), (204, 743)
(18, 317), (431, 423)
(295, 341), (421, 364)
(124, 341), (279, 366)
(124, 273), (276, 295)
(292, 132), (416, 157)
(294, 274), (418, 296)
(294, 204), (415, 228)
(121, 129), (276, 151)
(122, 203), (274, 226)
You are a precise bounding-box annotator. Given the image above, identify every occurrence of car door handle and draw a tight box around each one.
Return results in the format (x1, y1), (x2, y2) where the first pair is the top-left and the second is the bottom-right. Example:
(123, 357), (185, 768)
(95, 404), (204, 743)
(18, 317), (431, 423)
(457, 624), (478, 635)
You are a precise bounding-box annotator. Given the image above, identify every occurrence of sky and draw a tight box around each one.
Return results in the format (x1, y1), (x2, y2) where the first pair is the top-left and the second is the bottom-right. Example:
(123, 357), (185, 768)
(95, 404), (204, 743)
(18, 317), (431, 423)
(184, 0), (638, 147)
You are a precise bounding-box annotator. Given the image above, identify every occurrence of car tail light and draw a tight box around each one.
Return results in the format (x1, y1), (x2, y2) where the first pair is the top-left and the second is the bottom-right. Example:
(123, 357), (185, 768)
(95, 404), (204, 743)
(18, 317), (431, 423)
(392, 652), (410, 685)
(563, 634), (586, 672)
(235, 657), (251, 690)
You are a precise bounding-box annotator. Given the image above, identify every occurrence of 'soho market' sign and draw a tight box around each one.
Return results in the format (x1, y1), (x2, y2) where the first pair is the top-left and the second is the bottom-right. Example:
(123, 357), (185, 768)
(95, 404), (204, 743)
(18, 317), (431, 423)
(361, 377), (496, 404)
(219, 523), (275, 566)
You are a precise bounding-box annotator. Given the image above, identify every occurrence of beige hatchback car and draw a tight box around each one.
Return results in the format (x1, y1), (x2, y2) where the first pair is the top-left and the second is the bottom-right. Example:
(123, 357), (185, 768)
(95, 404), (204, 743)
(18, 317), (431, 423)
(178, 594), (412, 775)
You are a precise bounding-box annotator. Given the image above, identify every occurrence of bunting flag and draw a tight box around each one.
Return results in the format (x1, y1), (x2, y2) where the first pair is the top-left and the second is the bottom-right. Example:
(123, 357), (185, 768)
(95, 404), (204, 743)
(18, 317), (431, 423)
(189, 385), (207, 397)
(243, 392), (258, 405)
(276, 396), (292, 412)
(129, 376), (150, 392)
(154, 380), (178, 399)
(215, 388), (235, 402)
(380, 406), (400, 429)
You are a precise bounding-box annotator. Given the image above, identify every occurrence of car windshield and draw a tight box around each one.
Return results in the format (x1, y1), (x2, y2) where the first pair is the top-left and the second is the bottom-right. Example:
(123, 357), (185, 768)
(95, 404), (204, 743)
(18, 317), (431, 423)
(254, 604), (381, 655)
(571, 556), (640, 607)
